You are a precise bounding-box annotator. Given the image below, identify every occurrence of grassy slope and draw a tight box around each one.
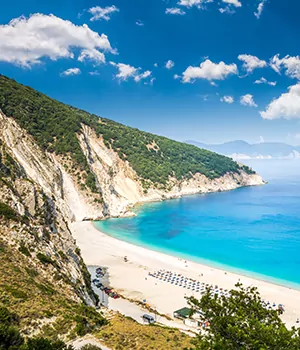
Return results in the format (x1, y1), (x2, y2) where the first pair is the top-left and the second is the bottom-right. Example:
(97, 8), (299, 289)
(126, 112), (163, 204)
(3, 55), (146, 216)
(97, 314), (194, 350)
(0, 75), (254, 190)
(0, 240), (106, 341)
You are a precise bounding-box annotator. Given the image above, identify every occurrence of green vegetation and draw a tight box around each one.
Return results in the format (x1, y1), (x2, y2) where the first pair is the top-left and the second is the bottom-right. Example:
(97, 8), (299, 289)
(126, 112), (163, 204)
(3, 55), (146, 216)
(0, 241), (106, 341)
(0, 75), (255, 188)
(0, 306), (73, 349)
(19, 244), (31, 257)
(36, 253), (55, 265)
(0, 240), (193, 349)
(96, 313), (194, 350)
(0, 305), (24, 349)
(188, 283), (300, 350)
(0, 202), (19, 222)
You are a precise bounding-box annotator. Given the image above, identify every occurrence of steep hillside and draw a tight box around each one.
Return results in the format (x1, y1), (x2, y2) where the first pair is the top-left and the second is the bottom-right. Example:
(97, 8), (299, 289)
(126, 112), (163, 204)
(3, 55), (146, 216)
(0, 138), (107, 341)
(0, 75), (254, 185)
(0, 75), (264, 221)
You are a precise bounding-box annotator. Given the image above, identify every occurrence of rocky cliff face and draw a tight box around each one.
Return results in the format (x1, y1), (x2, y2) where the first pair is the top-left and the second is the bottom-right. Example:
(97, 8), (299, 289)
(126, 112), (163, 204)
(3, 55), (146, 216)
(0, 110), (264, 224)
(0, 111), (96, 306)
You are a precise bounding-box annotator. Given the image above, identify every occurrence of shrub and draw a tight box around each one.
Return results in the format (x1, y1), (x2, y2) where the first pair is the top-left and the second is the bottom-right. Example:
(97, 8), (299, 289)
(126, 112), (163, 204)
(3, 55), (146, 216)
(25, 267), (39, 278)
(36, 253), (54, 265)
(19, 244), (31, 257)
(0, 202), (19, 221)
(35, 283), (56, 296)
(81, 345), (102, 350)
(4, 286), (27, 300)
(0, 306), (73, 350)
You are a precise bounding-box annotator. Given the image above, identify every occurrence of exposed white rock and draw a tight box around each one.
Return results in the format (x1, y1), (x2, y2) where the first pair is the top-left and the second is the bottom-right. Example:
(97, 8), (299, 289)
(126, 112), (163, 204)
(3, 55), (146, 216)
(0, 110), (264, 222)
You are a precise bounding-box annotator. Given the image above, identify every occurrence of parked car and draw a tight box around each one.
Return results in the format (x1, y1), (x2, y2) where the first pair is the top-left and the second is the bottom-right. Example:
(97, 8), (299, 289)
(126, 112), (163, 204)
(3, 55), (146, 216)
(142, 314), (155, 324)
(96, 267), (103, 274)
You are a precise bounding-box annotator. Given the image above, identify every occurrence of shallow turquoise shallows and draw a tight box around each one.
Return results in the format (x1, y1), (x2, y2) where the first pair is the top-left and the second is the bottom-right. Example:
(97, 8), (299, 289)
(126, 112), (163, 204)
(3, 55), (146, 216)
(95, 160), (300, 288)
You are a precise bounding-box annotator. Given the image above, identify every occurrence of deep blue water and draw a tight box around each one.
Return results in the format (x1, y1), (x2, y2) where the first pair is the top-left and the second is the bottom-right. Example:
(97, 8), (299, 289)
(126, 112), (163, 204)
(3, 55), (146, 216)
(95, 160), (300, 288)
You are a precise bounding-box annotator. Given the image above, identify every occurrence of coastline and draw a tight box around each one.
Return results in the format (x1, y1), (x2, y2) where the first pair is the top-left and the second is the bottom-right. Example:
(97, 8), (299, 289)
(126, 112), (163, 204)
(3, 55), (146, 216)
(108, 174), (268, 221)
(100, 181), (266, 221)
(96, 221), (300, 291)
(71, 221), (300, 330)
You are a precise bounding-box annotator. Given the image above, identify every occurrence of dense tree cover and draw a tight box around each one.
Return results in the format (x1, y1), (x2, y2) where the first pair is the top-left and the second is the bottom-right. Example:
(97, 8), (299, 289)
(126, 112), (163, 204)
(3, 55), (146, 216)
(0, 75), (255, 187)
(188, 283), (300, 350)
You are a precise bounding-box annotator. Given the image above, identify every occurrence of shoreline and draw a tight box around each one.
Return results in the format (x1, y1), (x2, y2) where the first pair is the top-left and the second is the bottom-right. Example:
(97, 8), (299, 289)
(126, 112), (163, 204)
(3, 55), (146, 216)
(95, 222), (300, 292)
(99, 181), (266, 221)
(71, 221), (300, 330)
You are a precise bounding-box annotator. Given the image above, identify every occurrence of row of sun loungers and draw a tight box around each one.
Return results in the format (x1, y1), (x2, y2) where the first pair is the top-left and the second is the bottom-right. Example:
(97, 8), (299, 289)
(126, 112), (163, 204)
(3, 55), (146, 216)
(148, 269), (283, 311)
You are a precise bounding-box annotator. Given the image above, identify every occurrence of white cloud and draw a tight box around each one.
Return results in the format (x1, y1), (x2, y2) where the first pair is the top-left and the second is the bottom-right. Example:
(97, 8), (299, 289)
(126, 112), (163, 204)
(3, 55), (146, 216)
(88, 5), (119, 21)
(154, 63), (158, 67)
(177, 0), (211, 8)
(270, 54), (300, 80)
(210, 81), (218, 86)
(89, 70), (100, 76)
(145, 77), (156, 85)
(110, 62), (137, 80)
(165, 60), (175, 69)
(61, 68), (81, 76)
(174, 74), (181, 80)
(222, 0), (242, 7)
(165, 8), (186, 15)
(136, 20), (144, 26)
(220, 95), (234, 104)
(219, 7), (235, 14)
(240, 94), (258, 107)
(78, 48), (105, 65)
(260, 83), (300, 120)
(110, 62), (152, 83)
(134, 70), (152, 82)
(259, 136), (265, 143)
(254, 0), (266, 19)
(182, 59), (238, 83)
(220, 96), (234, 104)
(238, 54), (267, 73)
(0, 13), (113, 67)
(254, 77), (276, 86)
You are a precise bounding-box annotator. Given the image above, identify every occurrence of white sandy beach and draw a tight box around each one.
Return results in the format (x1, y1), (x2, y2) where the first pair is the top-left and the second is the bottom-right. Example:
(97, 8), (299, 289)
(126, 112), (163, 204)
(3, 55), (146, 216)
(71, 221), (300, 329)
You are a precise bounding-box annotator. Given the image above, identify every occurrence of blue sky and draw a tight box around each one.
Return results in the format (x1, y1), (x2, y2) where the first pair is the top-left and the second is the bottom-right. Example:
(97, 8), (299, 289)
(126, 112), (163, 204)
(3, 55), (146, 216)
(1, 0), (300, 144)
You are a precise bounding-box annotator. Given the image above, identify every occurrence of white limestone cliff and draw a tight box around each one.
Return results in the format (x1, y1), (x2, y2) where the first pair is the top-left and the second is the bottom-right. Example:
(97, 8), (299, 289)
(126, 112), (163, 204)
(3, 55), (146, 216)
(0, 111), (264, 223)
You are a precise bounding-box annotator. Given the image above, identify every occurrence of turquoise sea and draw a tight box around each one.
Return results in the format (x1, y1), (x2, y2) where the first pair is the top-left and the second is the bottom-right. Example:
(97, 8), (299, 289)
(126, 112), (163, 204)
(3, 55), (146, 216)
(95, 160), (300, 288)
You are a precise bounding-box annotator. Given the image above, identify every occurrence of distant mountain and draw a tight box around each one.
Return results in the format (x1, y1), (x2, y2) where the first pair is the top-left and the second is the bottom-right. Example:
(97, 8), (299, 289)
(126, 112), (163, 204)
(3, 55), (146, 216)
(186, 140), (300, 160)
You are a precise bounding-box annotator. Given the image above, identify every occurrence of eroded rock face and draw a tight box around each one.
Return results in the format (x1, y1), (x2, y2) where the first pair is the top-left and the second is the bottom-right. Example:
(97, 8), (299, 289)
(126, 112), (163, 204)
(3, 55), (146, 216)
(0, 111), (95, 305)
(0, 111), (264, 223)
(0, 109), (264, 306)
(76, 125), (264, 219)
